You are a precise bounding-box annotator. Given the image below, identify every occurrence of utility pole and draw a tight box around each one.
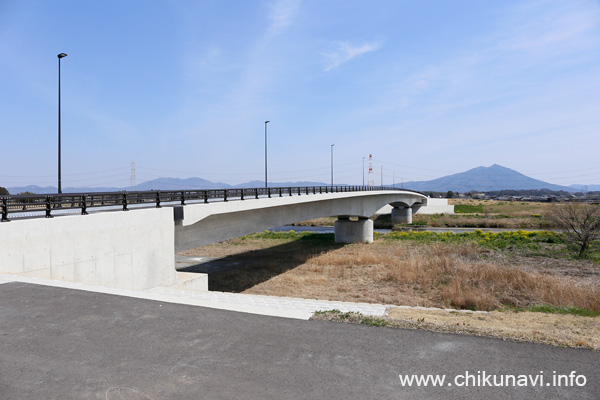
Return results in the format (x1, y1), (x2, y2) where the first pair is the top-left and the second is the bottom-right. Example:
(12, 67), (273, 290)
(264, 121), (269, 188)
(330, 144), (335, 187)
(57, 52), (67, 194)
(362, 157), (365, 186)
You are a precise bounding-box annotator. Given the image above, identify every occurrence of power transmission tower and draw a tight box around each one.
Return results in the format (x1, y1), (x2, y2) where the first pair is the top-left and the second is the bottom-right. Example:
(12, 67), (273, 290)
(130, 161), (137, 191)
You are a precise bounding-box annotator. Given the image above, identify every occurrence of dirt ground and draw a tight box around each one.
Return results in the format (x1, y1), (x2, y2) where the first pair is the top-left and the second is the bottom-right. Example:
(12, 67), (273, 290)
(180, 235), (599, 349)
(312, 307), (600, 350)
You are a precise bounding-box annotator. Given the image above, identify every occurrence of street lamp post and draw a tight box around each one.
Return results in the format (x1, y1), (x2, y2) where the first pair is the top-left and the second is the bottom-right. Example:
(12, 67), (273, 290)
(362, 156), (365, 187)
(264, 121), (269, 188)
(57, 53), (67, 194)
(331, 144), (334, 187)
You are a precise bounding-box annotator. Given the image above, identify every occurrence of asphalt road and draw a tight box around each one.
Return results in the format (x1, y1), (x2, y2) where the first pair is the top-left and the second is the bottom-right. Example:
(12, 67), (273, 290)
(0, 282), (597, 399)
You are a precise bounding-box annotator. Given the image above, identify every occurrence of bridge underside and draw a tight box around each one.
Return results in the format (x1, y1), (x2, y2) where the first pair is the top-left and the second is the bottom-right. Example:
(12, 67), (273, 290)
(174, 191), (426, 251)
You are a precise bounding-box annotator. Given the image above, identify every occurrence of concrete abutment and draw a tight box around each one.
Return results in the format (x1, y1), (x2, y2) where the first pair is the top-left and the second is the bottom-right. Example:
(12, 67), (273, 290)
(391, 206), (412, 224)
(334, 217), (373, 244)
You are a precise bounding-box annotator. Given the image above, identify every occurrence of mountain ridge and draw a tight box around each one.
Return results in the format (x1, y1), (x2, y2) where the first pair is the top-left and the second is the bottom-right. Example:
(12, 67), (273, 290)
(5, 165), (594, 194)
(400, 164), (576, 192)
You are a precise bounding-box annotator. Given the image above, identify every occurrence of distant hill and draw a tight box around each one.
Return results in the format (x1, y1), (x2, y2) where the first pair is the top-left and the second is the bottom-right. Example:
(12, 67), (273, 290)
(400, 164), (577, 193)
(135, 177), (230, 190)
(5, 185), (122, 194)
(6, 178), (331, 194)
(7, 165), (594, 194)
(136, 178), (331, 190)
(5, 185), (58, 194)
(232, 180), (333, 188)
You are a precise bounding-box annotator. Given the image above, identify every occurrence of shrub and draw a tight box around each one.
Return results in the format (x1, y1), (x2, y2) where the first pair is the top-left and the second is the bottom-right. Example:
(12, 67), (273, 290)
(550, 203), (600, 258)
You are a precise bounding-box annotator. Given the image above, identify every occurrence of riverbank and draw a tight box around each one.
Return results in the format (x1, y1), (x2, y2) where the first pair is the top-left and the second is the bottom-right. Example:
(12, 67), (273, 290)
(289, 199), (563, 230)
(179, 230), (599, 348)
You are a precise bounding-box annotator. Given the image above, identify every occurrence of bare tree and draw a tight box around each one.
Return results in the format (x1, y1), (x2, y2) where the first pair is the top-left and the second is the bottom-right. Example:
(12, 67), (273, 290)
(551, 203), (600, 258)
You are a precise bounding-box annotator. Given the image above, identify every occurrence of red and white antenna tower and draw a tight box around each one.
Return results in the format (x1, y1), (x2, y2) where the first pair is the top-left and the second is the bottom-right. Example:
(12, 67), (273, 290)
(368, 154), (374, 186)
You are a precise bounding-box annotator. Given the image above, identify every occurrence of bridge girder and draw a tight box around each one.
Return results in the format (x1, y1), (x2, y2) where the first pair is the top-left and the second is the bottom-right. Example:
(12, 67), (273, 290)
(174, 191), (427, 251)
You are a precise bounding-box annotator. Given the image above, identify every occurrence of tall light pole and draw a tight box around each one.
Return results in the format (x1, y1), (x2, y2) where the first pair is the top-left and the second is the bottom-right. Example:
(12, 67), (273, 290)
(380, 166), (383, 187)
(264, 121), (269, 188)
(330, 144), (334, 187)
(57, 53), (67, 194)
(362, 157), (365, 186)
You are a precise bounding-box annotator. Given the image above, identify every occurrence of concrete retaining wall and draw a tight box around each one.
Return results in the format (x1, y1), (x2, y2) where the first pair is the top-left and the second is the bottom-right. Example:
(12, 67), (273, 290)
(415, 198), (454, 214)
(0, 208), (177, 290)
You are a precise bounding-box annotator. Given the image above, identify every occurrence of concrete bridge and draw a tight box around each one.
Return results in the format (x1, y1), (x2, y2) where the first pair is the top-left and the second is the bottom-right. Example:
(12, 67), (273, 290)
(0, 188), (428, 292)
(174, 190), (427, 251)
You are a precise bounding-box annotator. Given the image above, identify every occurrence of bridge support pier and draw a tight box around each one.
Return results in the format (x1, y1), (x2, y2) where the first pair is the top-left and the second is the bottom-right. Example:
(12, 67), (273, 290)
(391, 206), (412, 224)
(334, 216), (373, 244)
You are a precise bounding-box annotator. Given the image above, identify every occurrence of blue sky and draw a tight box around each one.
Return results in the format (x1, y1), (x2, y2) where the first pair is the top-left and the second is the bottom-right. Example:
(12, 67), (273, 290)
(1, 0), (599, 189)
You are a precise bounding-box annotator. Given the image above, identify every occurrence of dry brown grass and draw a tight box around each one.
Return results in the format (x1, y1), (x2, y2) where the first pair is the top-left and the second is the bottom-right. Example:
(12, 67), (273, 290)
(400, 199), (559, 229)
(411, 214), (554, 229)
(448, 199), (556, 215)
(288, 217), (336, 227)
(313, 308), (600, 350)
(190, 237), (600, 312)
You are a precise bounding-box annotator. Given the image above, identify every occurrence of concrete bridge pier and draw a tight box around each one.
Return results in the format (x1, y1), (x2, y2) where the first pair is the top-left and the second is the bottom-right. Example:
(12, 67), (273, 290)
(334, 216), (373, 244)
(391, 206), (412, 224)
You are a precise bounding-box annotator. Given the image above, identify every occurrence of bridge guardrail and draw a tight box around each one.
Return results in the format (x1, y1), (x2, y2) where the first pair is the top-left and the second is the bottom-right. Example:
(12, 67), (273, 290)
(0, 186), (425, 222)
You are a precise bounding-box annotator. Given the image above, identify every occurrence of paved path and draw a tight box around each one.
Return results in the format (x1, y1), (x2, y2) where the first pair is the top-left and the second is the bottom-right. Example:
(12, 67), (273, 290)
(0, 274), (480, 320)
(0, 274), (390, 319)
(0, 281), (598, 399)
(147, 287), (388, 317)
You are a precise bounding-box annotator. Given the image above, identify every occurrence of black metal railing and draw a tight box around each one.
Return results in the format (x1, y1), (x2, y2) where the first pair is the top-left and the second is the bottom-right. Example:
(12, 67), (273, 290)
(0, 186), (423, 222)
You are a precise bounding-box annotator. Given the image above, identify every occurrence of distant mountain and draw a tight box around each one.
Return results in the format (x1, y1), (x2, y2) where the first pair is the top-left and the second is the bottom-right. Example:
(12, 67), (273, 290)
(5, 185), (122, 194)
(232, 180), (332, 188)
(7, 165), (591, 194)
(6, 178), (331, 194)
(401, 164), (577, 193)
(5, 185), (58, 194)
(136, 178), (331, 190)
(135, 177), (230, 191)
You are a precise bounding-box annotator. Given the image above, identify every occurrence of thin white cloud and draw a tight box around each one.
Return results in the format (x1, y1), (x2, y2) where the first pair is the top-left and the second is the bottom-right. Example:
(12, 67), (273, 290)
(268, 0), (301, 36)
(323, 41), (382, 71)
(395, 0), (600, 111)
(496, 0), (600, 56)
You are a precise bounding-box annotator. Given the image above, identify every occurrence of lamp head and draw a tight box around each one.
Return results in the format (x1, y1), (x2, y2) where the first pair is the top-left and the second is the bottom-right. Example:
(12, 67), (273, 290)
(58, 53), (68, 58)
(265, 121), (270, 124)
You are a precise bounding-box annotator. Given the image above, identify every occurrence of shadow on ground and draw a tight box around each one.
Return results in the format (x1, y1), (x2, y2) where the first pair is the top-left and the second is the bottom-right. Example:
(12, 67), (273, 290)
(372, 214), (393, 229)
(180, 234), (346, 292)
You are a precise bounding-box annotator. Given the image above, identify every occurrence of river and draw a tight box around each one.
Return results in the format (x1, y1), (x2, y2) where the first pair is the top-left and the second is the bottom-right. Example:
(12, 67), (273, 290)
(271, 226), (552, 234)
